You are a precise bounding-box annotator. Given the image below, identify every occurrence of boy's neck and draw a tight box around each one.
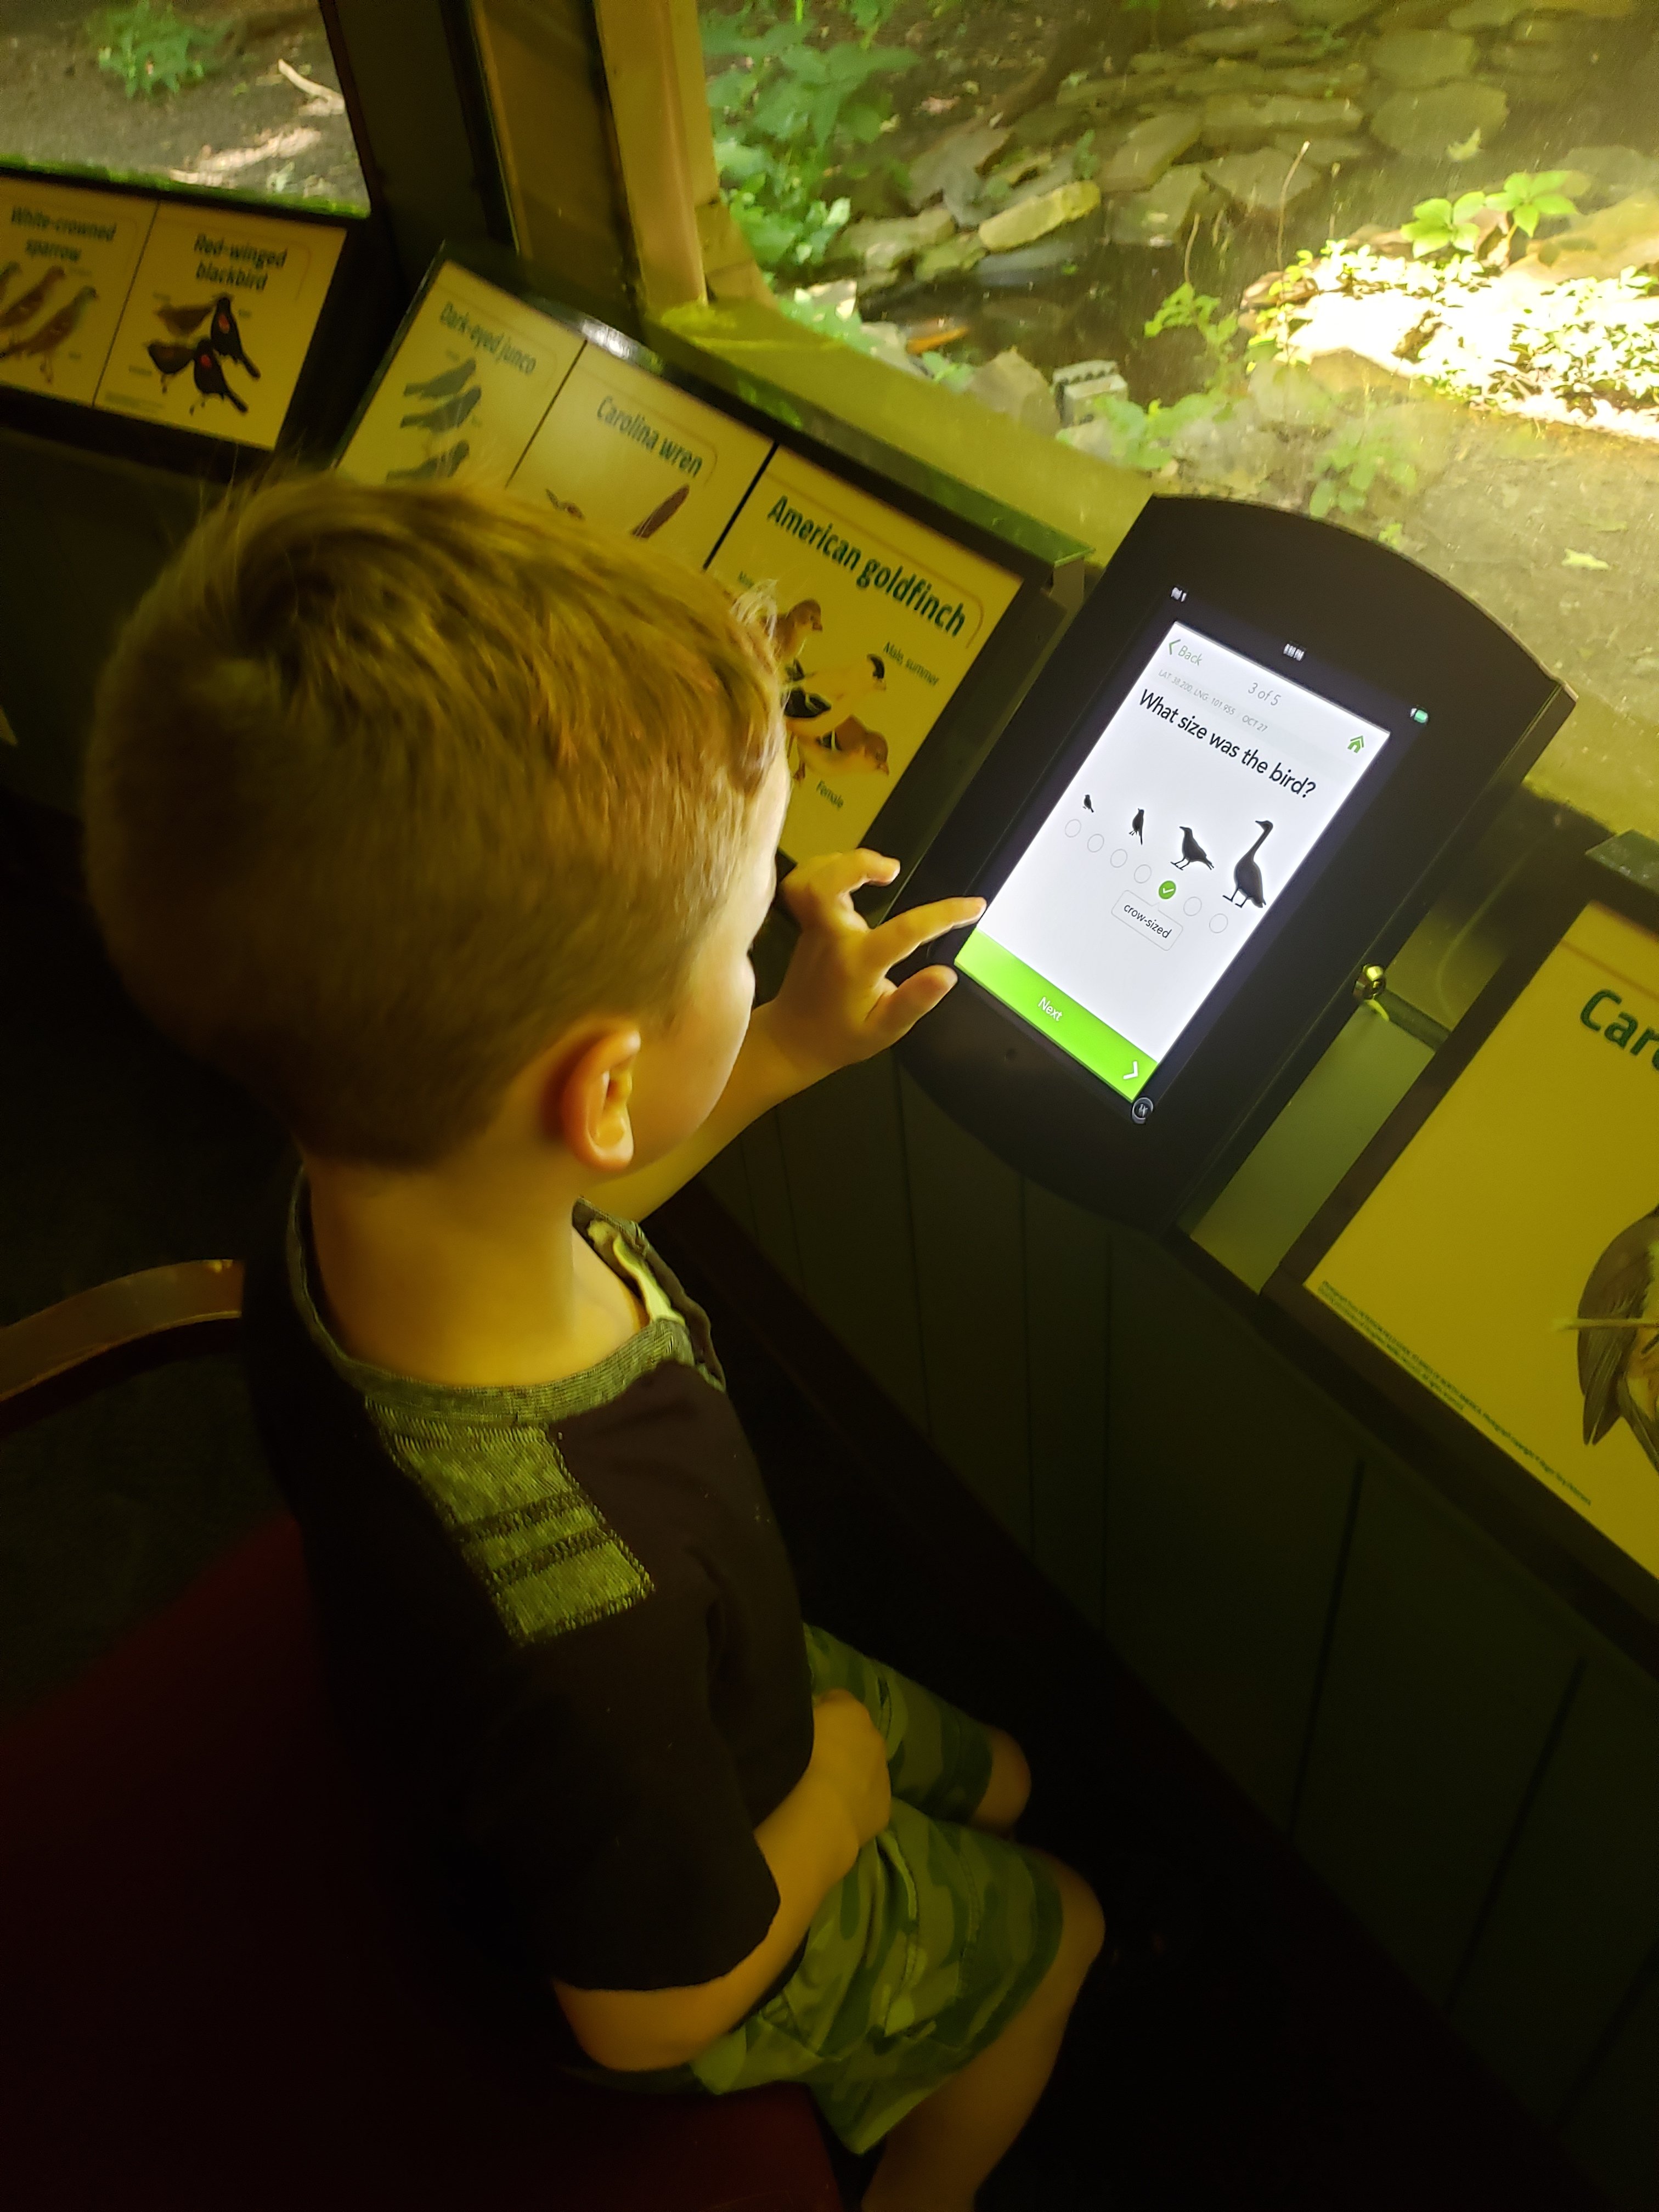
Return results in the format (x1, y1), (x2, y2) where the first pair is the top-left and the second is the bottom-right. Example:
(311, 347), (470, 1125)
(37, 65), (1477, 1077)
(303, 1150), (641, 1390)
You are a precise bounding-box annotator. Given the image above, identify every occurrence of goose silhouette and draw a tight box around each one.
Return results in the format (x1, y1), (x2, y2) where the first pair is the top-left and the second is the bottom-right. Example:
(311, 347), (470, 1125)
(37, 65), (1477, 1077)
(1227, 821), (1273, 908)
(1175, 825), (1212, 871)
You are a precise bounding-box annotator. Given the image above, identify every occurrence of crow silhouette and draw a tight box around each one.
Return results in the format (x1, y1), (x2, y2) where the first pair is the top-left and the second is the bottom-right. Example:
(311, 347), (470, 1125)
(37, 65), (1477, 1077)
(1175, 825), (1213, 871)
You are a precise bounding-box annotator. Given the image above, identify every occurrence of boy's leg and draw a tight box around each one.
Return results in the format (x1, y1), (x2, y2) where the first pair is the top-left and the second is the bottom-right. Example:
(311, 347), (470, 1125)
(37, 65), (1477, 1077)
(862, 1852), (1104, 2212)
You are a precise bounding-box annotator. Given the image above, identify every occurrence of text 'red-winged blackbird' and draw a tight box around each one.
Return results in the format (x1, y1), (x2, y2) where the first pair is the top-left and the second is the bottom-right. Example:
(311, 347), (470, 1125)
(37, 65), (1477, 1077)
(1175, 825), (1213, 871)
(192, 343), (247, 415)
(208, 295), (259, 379)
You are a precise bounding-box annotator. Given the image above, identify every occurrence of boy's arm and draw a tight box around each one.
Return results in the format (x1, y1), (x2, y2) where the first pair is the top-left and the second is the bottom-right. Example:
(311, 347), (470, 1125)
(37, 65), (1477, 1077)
(554, 1689), (890, 2073)
(592, 850), (983, 1222)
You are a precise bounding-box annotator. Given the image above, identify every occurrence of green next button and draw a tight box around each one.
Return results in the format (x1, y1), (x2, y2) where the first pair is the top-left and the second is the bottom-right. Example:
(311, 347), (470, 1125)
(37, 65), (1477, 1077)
(956, 930), (1157, 1101)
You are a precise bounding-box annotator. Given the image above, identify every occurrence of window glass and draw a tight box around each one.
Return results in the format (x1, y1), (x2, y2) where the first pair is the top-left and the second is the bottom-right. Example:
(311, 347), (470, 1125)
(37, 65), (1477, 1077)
(2, 1), (367, 212)
(696, 0), (1659, 838)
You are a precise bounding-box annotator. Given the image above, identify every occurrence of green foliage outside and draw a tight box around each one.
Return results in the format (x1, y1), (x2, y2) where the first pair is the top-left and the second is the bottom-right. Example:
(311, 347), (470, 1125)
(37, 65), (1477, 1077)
(1402, 172), (1580, 261)
(1309, 421), (1418, 524)
(88, 1), (221, 98)
(702, 3), (919, 273)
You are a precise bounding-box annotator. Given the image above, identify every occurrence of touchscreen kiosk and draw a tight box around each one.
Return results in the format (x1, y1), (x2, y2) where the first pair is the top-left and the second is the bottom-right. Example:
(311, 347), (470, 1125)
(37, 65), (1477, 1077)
(899, 498), (1573, 1232)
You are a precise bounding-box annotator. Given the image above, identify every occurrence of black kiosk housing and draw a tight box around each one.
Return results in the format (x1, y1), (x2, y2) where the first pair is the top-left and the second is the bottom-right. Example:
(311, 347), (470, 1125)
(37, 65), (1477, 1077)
(899, 498), (1573, 1232)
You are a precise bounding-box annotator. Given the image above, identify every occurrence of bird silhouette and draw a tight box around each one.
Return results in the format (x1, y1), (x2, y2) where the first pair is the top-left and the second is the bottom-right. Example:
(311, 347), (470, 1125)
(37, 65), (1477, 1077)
(0, 263), (19, 311)
(403, 356), (476, 400)
(545, 490), (585, 519)
(400, 385), (481, 433)
(1174, 825), (1213, 871)
(146, 338), (196, 386)
(1131, 807), (1144, 842)
(1566, 1209), (1659, 1476)
(386, 440), (470, 482)
(190, 343), (247, 414)
(634, 483), (689, 538)
(153, 299), (215, 338)
(1083, 793), (1094, 812)
(0, 266), (65, 332)
(1227, 821), (1273, 907)
(207, 295), (258, 378)
(1, 286), (97, 380)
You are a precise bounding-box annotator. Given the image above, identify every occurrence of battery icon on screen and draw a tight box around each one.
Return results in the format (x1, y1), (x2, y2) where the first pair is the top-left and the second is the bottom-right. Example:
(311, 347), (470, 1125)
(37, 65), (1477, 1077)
(1411, 708), (1429, 724)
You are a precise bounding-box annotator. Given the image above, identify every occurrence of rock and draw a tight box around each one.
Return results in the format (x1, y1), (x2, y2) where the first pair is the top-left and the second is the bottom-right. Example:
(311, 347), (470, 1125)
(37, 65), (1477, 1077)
(840, 207), (956, 279)
(1487, 38), (1582, 69)
(1009, 101), (1090, 149)
(1203, 146), (1324, 212)
(1273, 131), (1376, 162)
(978, 178), (1102, 252)
(1526, 191), (1659, 276)
(1167, 396), (1280, 482)
(1508, 10), (1592, 37)
(1371, 0), (1457, 28)
(974, 209), (1107, 286)
(1564, 145), (1659, 207)
(1057, 75), (1144, 109)
(1110, 163), (1214, 244)
(1129, 49), (1204, 74)
(1287, 0), (1381, 21)
(1369, 29), (1477, 82)
(915, 233), (988, 280)
(966, 348), (1062, 434)
(1446, 0), (1522, 19)
(905, 123), (1011, 212)
(1096, 111), (1203, 194)
(1183, 12), (1300, 52)
(1369, 81), (1509, 155)
(1526, 0), (1632, 14)
(1053, 358), (1130, 425)
(1203, 92), (1367, 142)
(1248, 358), (1336, 427)
(1260, 61), (1372, 93)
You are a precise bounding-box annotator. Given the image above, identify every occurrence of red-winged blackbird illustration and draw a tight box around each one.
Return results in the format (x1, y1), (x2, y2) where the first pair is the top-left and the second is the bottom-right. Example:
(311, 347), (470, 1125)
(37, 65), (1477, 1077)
(146, 339), (196, 386)
(192, 343), (248, 415)
(208, 295), (259, 380)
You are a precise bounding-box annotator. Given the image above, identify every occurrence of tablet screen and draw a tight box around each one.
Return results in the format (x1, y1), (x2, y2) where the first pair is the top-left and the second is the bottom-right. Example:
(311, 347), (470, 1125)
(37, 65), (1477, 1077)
(956, 600), (1403, 1105)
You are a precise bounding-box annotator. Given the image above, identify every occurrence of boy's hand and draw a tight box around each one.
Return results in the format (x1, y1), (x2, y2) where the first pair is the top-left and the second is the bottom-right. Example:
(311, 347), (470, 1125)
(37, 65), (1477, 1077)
(758, 849), (984, 1087)
(808, 1688), (891, 1858)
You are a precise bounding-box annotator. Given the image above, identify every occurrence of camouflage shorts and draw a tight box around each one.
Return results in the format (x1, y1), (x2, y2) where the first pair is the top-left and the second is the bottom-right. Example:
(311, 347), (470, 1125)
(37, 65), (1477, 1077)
(574, 1627), (1064, 2154)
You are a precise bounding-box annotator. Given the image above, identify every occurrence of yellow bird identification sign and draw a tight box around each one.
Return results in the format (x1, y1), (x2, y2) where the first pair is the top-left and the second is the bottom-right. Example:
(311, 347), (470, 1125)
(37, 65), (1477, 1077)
(1309, 902), (1659, 1579)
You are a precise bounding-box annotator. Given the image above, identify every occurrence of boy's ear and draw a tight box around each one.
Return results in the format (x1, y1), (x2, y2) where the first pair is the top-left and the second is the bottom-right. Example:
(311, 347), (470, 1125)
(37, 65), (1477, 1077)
(547, 1025), (641, 1172)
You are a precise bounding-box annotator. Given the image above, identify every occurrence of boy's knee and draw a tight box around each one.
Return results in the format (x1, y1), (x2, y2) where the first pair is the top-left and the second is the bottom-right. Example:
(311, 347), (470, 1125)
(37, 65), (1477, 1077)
(973, 1726), (1031, 1834)
(1043, 1858), (1107, 1998)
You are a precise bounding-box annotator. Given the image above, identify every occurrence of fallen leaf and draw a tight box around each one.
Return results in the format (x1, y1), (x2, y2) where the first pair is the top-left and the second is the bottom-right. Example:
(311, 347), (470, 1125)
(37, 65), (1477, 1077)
(1562, 549), (1611, 569)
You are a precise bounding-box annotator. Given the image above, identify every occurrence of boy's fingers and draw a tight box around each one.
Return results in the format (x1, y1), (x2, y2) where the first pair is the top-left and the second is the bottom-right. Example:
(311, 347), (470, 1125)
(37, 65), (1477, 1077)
(781, 849), (900, 923)
(867, 965), (958, 1046)
(866, 895), (984, 973)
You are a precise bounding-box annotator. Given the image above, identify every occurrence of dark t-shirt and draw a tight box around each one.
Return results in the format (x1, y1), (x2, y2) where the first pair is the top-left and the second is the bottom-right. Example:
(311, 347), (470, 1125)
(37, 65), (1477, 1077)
(240, 1175), (815, 2021)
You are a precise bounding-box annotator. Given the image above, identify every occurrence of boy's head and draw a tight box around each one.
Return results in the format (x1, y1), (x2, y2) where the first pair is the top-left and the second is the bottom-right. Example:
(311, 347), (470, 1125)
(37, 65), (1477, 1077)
(84, 476), (784, 1171)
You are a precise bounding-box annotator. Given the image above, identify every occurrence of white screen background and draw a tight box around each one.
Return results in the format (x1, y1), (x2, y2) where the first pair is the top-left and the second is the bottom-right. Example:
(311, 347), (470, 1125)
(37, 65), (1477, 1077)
(973, 618), (1392, 1063)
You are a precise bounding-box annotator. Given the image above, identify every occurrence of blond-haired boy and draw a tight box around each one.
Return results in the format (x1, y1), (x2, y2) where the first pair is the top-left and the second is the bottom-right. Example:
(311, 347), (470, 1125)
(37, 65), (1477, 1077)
(83, 477), (1103, 2212)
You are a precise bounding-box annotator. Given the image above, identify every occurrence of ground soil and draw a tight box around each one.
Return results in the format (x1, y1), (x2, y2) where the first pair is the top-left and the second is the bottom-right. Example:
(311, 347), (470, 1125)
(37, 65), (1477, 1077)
(1, 0), (366, 211)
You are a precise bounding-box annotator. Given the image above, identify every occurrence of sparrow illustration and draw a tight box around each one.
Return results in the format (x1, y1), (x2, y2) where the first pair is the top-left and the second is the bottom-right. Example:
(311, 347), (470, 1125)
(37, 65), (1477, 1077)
(404, 356), (476, 400)
(1, 286), (97, 380)
(1566, 1209), (1659, 1476)
(633, 484), (689, 539)
(400, 385), (481, 433)
(0, 263), (19, 311)
(207, 295), (258, 378)
(0, 266), (65, 332)
(146, 338), (197, 386)
(386, 441), (470, 482)
(154, 299), (215, 338)
(191, 343), (247, 415)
